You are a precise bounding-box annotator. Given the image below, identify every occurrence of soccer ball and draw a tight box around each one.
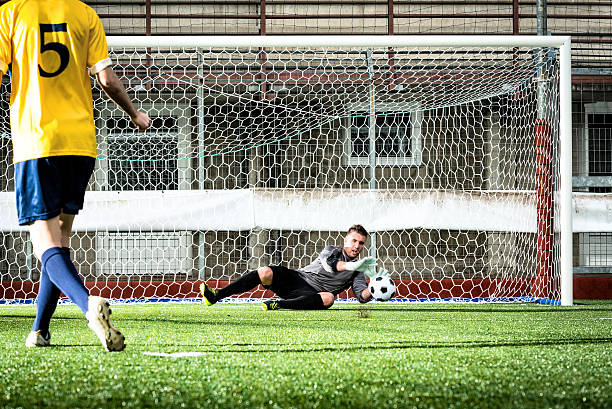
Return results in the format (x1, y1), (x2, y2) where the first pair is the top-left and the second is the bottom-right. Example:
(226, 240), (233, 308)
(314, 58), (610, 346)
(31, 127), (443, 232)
(369, 276), (396, 301)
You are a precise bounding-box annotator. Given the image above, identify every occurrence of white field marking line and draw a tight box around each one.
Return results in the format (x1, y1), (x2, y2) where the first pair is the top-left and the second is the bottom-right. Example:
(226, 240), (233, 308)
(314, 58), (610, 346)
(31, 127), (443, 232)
(281, 318), (612, 323)
(142, 317), (609, 322)
(143, 352), (206, 358)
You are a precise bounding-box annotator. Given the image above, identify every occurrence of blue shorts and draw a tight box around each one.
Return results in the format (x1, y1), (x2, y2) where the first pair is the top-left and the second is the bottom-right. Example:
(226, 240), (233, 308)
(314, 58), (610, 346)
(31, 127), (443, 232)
(14, 156), (95, 226)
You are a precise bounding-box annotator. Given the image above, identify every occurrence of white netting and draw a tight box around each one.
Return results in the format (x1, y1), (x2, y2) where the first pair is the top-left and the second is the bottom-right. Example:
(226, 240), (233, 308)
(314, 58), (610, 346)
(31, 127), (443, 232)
(0, 38), (567, 304)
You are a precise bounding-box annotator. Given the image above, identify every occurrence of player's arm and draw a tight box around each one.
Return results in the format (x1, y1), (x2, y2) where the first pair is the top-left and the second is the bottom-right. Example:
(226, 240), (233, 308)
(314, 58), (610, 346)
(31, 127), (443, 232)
(85, 5), (149, 131)
(318, 246), (343, 272)
(319, 247), (376, 273)
(95, 67), (150, 131)
(352, 272), (372, 303)
(336, 260), (350, 272)
(338, 257), (377, 272)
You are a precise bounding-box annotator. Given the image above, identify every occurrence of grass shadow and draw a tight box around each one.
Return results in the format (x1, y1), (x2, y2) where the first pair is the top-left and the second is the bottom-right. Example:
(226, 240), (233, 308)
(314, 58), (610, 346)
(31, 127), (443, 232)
(140, 336), (612, 354)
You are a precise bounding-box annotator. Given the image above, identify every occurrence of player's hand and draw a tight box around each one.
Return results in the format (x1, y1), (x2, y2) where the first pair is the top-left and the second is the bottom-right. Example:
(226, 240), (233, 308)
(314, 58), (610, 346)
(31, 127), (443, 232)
(363, 265), (377, 278)
(363, 266), (390, 279)
(131, 111), (151, 132)
(344, 256), (377, 273)
(376, 268), (390, 278)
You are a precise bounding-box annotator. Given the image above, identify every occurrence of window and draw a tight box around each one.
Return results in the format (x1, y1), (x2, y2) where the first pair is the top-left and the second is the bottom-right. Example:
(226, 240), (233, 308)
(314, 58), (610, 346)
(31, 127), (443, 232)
(587, 112), (612, 193)
(96, 231), (193, 277)
(107, 116), (179, 191)
(95, 103), (192, 191)
(577, 103), (612, 270)
(579, 232), (612, 269)
(344, 106), (422, 166)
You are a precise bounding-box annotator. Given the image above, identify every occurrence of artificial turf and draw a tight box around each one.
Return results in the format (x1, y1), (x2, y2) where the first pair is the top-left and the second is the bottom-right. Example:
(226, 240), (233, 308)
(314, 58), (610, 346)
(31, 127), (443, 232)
(0, 301), (610, 409)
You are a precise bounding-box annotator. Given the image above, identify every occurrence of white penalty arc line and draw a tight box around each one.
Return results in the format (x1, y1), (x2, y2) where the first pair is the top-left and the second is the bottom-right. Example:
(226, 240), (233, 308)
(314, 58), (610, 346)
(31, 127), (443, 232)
(143, 352), (206, 358)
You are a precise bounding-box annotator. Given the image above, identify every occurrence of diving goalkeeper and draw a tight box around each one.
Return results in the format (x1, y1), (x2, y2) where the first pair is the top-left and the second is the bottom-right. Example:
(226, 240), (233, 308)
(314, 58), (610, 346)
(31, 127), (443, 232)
(201, 224), (377, 310)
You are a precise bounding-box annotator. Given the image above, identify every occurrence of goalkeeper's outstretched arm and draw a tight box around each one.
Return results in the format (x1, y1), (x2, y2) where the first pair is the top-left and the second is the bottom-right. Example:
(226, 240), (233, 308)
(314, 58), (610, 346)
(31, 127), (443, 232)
(353, 273), (373, 303)
(337, 256), (377, 272)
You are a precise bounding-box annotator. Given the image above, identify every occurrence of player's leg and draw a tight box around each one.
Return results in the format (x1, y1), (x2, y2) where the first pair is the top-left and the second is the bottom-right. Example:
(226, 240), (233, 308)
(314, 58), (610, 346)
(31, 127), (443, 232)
(25, 215), (91, 347)
(28, 206), (81, 346)
(34, 156), (94, 312)
(261, 268), (330, 310)
(29, 217), (90, 313)
(28, 261), (61, 347)
(19, 156), (124, 351)
(16, 157), (89, 313)
(15, 158), (92, 346)
(60, 156), (126, 351)
(28, 229), (124, 351)
(28, 213), (84, 346)
(263, 292), (333, 310)
(32, 220), (126, 352)
(201, 266), (268, 305)
(59, 211), (74, 248)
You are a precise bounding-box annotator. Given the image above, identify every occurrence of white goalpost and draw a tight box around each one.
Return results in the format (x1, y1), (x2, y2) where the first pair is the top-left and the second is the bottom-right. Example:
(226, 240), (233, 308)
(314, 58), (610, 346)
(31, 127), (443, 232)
(0, 36), (572, 305)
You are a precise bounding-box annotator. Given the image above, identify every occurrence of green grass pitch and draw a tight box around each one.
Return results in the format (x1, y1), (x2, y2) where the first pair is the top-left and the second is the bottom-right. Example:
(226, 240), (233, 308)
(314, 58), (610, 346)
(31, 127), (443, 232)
(1, 301), (611, 409)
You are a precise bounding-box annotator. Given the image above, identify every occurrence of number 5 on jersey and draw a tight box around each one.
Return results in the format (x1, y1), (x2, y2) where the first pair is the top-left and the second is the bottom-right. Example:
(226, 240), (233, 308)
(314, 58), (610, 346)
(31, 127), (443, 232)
(38, 23), (69, 78)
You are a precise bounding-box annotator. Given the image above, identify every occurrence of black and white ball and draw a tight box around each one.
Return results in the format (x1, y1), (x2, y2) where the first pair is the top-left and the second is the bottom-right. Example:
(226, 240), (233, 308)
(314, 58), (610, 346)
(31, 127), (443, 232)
(369, 276), (396, 301)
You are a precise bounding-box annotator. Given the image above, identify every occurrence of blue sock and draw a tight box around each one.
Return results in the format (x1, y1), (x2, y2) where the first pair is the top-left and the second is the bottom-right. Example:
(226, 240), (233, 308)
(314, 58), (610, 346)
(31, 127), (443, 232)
(32, 248), (70, 335)
(32, 267), (61, 335)
(41, 247), (89, 314)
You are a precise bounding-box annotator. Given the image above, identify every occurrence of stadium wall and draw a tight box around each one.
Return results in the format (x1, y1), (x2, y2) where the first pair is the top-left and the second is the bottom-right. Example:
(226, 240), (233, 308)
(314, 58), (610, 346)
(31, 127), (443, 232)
(2, 276), (609, 301)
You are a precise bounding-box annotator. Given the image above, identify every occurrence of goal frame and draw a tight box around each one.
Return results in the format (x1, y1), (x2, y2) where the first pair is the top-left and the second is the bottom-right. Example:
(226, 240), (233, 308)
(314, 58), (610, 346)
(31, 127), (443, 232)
(106, 35), (572, 305)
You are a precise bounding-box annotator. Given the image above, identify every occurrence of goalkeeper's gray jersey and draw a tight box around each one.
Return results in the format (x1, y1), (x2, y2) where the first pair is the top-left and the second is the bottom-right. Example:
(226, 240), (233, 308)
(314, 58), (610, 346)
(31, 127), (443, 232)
(297, 245), (368, 300)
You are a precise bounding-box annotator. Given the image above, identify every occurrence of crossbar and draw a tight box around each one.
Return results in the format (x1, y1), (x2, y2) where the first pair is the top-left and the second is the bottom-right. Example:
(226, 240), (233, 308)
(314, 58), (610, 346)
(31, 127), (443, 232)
(107, 35), (571, 49)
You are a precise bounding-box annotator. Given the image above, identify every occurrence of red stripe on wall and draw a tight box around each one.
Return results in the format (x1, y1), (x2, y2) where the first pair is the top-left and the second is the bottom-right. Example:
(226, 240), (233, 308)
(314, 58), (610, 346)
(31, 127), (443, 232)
(2, 276), (610, 300)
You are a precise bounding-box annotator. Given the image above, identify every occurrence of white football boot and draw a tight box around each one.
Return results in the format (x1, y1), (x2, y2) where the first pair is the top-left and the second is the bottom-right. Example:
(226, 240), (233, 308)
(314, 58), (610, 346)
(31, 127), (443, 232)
(86, 296), (126, 352)
(25, 330), (51, 347)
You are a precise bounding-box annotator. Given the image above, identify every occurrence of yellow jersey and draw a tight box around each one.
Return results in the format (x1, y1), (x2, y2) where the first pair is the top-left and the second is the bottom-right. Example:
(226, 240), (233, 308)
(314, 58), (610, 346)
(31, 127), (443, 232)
(0, 0), (111, 163)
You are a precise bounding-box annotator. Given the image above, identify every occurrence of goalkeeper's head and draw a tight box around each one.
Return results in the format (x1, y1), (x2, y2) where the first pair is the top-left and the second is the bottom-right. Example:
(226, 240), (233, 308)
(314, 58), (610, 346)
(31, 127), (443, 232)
(344, 224), (369, 259)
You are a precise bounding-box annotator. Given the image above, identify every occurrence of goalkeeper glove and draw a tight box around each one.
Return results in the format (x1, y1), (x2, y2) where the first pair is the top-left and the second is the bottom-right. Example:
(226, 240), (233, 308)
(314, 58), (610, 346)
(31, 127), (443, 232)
(344, 257), (377, 273)
(363, 266), (390, 279)
(376, 268), (390, 277)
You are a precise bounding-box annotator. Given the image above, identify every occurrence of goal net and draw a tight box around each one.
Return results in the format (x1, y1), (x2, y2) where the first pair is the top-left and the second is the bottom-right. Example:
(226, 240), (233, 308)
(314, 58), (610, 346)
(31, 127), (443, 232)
(0, 36), (572, 305)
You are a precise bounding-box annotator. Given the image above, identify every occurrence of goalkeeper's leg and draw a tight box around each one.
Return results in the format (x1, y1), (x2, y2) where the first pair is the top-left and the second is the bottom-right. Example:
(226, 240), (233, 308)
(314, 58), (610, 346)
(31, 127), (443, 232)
(202, 270), (263, 305)
(264, 292), (333, 310)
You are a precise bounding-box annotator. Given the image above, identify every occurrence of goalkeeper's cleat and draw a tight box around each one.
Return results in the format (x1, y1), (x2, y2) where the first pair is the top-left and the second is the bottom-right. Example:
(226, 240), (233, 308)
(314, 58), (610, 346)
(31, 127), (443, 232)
(262, 301), (279, 311)
(86, 296), (125, 352)
(25, 330), (51, 347)
(200, 283), (217, 306)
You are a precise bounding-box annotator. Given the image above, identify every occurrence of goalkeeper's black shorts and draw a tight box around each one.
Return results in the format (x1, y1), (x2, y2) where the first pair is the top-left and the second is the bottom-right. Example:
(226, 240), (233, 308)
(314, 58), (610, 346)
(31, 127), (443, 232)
(266, 266), (318, 299)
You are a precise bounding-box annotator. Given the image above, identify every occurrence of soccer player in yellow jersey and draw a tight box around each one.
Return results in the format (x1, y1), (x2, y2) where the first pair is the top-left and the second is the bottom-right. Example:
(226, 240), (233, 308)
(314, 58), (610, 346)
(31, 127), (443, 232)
(0, 0), (150, 351)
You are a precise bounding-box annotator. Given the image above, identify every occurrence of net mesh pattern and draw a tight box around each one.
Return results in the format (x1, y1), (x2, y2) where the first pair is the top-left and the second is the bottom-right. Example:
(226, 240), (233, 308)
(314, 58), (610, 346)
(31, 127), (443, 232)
(0, 42), (563, 303)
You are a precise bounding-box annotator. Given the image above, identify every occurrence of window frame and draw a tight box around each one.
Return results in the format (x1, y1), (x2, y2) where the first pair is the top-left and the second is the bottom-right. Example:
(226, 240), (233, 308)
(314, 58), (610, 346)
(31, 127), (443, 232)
(584, 102), (612, 181)
(343, 102), (423, 167)
(95, 102), (192, 191)
(580, 102), (612, 269)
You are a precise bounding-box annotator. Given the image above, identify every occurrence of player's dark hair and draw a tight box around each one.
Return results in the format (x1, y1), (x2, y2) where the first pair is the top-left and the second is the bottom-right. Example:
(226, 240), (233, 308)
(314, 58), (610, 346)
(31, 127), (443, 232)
(347, 224), (368, 237)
